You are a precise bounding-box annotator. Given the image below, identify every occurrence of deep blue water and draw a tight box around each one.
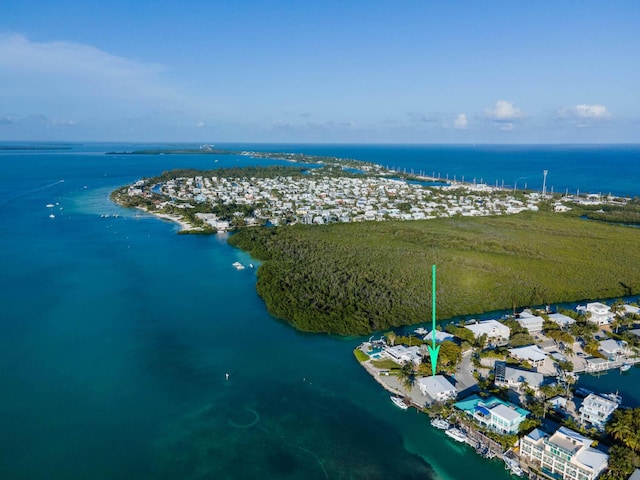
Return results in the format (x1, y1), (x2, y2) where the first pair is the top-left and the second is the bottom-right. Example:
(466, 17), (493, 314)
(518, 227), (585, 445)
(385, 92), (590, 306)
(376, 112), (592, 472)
(0, 143), (639, 479)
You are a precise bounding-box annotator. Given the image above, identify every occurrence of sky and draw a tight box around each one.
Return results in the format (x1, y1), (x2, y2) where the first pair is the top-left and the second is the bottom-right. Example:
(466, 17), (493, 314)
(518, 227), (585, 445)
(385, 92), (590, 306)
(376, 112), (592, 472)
(1, 1), (639, 143)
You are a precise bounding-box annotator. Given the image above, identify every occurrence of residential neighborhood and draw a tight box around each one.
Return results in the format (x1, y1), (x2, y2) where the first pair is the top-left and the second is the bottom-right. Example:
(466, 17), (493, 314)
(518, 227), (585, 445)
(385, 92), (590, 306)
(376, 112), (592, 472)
(356, 299), (640, 480)
(125, 170), (562, 231)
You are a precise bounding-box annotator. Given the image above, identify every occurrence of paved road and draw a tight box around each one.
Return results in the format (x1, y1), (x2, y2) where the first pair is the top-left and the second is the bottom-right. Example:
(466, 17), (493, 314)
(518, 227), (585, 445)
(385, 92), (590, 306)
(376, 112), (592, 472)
(455, 349), (479, 395)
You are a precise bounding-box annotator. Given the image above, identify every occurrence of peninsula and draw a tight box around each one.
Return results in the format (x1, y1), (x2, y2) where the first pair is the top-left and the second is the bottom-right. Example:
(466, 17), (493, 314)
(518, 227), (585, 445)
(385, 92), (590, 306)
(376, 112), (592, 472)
(111, 150), (640, 335)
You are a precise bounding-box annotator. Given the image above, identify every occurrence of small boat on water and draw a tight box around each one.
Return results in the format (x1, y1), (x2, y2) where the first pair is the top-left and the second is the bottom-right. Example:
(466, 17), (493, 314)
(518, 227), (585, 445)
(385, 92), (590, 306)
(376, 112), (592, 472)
(503, 455), (524, 477)
(232, 262), (245, 270)
(46, 204), (54, 208)
(620, 363), (632, 372)
(49, 214), (55, 218)
(390, 396), (409, 410)
(414, 327), (428, 336)
(430, 417), (449, 430)
(445, 427), (467, 443)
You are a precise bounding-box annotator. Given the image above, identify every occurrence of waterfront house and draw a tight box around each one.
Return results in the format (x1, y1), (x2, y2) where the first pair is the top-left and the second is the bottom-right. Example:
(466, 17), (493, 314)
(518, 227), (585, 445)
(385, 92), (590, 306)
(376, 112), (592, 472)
(579, 393), (619, 431)
(584, 357), (610, 373)
(598, 339), (628, 360)
(519, 426), (608, 480)
(517, 311), (545, 334)
(383, 345), (422, 366)
(417, 375), (457, 402)
(466, 320), (511, 344)
(424, 330), (455, 343)
(577, 302), (613, 326)
(508, 345), (549, 369)
(494, 361), (544, 392)
(548, 312), (576, 328)
(454, 394), (529, 435)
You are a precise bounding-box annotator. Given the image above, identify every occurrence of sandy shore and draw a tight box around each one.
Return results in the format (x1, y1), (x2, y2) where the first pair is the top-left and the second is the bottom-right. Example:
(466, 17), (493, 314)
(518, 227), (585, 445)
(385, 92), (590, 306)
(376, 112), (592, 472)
(137, 207), (199, 232)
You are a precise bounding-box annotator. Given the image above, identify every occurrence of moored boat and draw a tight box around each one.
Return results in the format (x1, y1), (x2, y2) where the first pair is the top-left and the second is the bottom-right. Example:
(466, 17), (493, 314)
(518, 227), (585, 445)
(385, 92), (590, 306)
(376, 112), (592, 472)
(390, 396), (409, 410)
(620, 363), (631, 372)
(232, 261), (245, 270)
(430, 417), (449, 430)
(445, 427), (467, 442)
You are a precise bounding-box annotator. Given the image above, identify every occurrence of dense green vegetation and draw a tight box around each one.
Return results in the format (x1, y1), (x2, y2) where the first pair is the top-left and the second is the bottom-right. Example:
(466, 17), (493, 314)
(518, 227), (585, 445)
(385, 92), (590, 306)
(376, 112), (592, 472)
(229, 211), (640, 335)
(581, 197), (640, 225)
(603, 408), (640, 480)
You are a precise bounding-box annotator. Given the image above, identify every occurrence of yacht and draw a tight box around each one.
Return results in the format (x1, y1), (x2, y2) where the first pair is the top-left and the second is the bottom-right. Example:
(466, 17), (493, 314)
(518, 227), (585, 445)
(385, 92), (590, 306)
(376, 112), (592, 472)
(390, 396), (409, 410)
(620, 363), (632, 372)
(445, 427), (467, 443)
(414, 327), (428, 336)
(232, 262), (245, 270)
(430, 417), (449, 430)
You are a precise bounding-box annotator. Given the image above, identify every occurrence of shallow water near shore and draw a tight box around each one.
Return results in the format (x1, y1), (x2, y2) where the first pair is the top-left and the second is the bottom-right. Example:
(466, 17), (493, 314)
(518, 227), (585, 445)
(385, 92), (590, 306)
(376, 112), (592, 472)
(1, 143), (639, 478)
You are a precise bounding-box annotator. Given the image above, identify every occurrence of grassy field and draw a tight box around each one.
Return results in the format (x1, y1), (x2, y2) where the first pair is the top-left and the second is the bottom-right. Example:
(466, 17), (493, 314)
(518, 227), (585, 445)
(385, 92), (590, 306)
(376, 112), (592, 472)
(229, 210), (640, 335)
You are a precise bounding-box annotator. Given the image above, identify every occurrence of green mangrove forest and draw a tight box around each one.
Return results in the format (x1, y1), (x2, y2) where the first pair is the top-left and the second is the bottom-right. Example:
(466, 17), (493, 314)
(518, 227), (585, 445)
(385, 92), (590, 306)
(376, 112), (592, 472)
(229, 211), (640, 335)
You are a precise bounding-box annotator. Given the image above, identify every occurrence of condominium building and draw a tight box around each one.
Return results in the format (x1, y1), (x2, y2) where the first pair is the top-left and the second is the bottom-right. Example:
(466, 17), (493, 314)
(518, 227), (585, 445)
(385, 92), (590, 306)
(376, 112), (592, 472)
(520, 426), (608, 480)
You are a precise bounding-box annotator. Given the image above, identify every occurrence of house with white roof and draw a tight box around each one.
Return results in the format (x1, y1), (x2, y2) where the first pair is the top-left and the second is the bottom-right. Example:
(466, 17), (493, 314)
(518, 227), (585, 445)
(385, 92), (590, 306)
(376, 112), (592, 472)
(579, 393), (620, 431)
(517, 311), (545, 334)
(598, 339), (628, 360)
(466, 320), (510, 344)
(454, 394), (529, 435)
(417, 375), (457, 402)
(577, 302), (614, 326)
(520, 426), (608, 480)
(424, 330), (455, 343)
(383, 345), (422, 366)
(585, 357), (610, 373)
(508, 345), (549, 369)
(494, 362), (544, 392)
(548, 312), (576, 328)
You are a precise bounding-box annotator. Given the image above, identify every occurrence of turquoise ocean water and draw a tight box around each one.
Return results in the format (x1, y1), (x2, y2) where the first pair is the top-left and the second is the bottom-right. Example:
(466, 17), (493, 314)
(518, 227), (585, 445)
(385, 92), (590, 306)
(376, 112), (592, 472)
(0, 143), (638, 479)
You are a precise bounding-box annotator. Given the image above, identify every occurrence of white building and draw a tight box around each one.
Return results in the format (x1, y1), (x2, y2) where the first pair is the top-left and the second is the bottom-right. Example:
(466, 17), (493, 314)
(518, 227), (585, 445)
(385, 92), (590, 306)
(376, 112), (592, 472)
(598, 339), (628, 360)
(520, 427), (608, 480)
(424, 330), (455, 343)
(494, 362), (544, 392)
(417, 375), (457, 402)
(508, 345), (549, 369)
(454, 394), (529, 435)
(579, 393), (620, 431)
(577, 302), (614, 326)
(548, 312), (576, 328)
(466, 320), (511, 343)
(384, 345), (422, 366)
(517, 311), (545, 334)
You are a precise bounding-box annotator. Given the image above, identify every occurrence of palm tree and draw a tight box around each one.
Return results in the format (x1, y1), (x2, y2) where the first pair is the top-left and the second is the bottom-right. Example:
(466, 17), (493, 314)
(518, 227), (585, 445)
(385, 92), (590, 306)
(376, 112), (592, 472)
(398, 361), (416, 392)
(386, 331), (396, 346)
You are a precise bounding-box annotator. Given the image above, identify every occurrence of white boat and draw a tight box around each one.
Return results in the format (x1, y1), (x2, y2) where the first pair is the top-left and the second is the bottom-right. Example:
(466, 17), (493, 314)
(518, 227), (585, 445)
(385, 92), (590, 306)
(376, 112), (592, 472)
(232, 262), (245, 270)
(503, 456), (524, 476)
(445, 427), (467, 442)
(390, 396), (409, 410)
(46, 204), (54, 208)
(430, 418), (449, 430)
(414, 327), (428, 336)
(620, 363), (632, 372)
(49, 214), (55, 218)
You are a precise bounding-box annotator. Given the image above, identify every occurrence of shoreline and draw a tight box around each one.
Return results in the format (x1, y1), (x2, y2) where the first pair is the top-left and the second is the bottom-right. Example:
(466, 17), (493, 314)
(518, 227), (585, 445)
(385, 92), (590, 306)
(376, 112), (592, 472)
(136, 207), (198, 232)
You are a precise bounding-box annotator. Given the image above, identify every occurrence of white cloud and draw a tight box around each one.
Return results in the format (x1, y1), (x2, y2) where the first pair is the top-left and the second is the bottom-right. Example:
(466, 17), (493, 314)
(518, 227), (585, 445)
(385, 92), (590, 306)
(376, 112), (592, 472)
(453, 113), (468, 129)
(0, 32), (206, 122)
(485, 100), (524, 120)
(196, 121), (206, 127)
(559, 104), (611, 120)
(499, 122), (514, 131)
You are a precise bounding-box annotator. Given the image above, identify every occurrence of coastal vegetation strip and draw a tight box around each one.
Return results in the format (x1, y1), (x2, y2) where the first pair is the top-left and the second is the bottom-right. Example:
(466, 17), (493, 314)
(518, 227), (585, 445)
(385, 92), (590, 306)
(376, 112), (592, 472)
(228, 211), (640, 335)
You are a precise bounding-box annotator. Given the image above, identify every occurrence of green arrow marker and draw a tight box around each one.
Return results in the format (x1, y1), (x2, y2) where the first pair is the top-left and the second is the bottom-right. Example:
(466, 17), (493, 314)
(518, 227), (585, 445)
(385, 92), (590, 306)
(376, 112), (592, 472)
(427, 264), (440, 376)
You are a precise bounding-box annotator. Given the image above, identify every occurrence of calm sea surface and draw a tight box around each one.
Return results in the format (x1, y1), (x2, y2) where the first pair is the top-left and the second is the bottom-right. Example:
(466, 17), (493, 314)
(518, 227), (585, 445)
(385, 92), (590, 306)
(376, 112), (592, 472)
(0, 143), (639, 479)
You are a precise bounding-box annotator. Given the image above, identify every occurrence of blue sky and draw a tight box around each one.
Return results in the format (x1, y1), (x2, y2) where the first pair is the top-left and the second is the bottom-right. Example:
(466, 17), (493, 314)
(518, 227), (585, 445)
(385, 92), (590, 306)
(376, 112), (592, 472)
(1, 1), (638, 143)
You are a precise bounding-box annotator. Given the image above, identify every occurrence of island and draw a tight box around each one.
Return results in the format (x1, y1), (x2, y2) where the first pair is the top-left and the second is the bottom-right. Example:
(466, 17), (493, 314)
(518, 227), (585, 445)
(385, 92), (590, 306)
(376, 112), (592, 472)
(110, 149), (640, 335)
